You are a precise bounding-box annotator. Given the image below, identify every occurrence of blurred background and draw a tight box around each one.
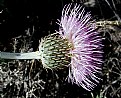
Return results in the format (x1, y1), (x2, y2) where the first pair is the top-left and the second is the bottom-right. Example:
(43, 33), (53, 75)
(0, 0), (121, 98)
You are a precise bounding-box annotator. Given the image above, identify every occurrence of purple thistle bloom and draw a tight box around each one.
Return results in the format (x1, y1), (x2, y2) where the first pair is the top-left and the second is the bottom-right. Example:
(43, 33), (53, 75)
(57, 3), (104, 91)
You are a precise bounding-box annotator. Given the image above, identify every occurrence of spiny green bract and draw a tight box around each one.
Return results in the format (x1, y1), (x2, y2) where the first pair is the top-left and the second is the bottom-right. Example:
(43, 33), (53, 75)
(39, 33), (72, 69)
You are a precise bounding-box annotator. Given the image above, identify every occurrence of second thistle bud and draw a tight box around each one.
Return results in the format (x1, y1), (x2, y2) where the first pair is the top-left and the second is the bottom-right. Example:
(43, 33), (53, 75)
(39, 33), (72, 69)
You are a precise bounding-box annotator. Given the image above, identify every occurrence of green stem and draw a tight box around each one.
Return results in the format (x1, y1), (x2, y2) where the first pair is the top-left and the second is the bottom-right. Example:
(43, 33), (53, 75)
(0, 51), (40, 59)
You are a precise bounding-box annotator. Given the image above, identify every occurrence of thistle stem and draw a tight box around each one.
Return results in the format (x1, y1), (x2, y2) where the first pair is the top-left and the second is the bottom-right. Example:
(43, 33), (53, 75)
(0, 51), (40, 59)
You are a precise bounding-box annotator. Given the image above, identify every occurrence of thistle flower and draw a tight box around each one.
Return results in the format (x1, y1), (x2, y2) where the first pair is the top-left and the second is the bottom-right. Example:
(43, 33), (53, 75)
(56, 3), (104, 91)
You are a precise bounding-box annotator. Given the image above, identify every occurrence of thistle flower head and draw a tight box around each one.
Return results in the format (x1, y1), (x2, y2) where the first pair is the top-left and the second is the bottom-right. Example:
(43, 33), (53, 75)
(56, 3), (104, 91)
(39, 3), (103, 91)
